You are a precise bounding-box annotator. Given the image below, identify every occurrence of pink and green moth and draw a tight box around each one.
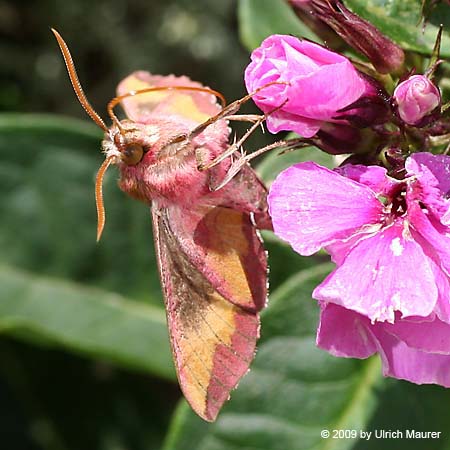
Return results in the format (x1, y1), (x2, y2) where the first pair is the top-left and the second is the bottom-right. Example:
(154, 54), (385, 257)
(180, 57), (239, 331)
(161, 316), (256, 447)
(52, 29), (270, 421)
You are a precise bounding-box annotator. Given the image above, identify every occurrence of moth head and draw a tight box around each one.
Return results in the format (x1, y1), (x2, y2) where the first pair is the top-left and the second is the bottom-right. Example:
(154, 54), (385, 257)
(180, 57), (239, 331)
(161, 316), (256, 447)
(101, 120), (158, 167)
(52, 28), (224, 242)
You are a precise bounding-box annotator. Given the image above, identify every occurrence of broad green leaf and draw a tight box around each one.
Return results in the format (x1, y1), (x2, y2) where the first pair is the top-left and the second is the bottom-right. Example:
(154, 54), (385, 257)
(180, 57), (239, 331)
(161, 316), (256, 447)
(345, 0), (450, 57)
(0, 264), (175, 381)
(352, 378), (450, 450)
(0, 338), (178, 450)
(238, 0), (318, 51)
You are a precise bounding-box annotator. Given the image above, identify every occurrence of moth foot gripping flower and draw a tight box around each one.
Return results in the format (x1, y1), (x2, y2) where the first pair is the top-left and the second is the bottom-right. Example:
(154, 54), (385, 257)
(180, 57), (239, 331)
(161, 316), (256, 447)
(268, 153), (450, 386)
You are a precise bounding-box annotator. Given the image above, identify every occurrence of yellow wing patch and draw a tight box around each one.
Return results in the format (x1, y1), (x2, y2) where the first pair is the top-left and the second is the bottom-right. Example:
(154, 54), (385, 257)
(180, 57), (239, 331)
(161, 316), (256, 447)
(199, 207), (254, 306)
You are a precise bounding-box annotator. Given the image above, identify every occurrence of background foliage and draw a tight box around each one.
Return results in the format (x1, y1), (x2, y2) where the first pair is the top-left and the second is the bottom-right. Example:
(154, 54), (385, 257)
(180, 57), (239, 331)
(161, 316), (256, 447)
(1, 1), (450, 449)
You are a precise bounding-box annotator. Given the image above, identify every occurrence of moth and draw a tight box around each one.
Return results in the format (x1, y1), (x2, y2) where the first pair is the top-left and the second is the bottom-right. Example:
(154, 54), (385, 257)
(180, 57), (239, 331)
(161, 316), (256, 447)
(53, 29), (271, 421)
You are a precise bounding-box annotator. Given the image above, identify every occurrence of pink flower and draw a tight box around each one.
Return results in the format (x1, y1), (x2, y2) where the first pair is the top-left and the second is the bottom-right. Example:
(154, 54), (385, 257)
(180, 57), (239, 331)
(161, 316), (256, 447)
(245, 35), (378, 138)
(393, 75), (441, 126)
(268, 153), (450, 386)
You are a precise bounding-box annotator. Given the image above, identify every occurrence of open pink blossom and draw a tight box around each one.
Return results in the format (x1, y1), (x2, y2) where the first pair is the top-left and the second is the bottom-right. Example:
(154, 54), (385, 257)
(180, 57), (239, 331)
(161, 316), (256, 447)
(245, 34), (373, 137)
(268, 152), (450, 386)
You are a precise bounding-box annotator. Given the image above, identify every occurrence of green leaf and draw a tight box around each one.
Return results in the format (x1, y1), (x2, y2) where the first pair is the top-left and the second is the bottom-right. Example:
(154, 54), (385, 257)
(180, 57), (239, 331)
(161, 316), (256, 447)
(238, 0), (318, 51)
(0, 264), (175, 380)
(345, 0), (450, 57)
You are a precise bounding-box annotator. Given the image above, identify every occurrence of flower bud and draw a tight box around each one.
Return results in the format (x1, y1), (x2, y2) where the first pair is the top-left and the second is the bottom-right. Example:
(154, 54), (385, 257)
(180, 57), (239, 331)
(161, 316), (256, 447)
(287, 0), (345, 49)
(245, 34), (385, 138)
(392, 75), (441, 127)
(314, 123), (361, 155)
(288, 0), (405, 74)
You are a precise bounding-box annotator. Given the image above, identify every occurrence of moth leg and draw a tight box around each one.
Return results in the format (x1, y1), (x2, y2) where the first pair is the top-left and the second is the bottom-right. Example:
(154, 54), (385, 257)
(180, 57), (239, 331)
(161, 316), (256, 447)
(212, 138), (308, 191)
(199, 97), (290, 172)
(225, 114), (264, 123)
(187, 96), (261, 142)
(186, 81), (287, 143)
(198, 114), (267, 171)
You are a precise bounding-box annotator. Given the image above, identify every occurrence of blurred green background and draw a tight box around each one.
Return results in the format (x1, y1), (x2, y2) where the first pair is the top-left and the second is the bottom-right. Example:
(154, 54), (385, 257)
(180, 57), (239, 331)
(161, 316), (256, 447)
(2, 1), (450, 450)
(0, 0), (252, 114)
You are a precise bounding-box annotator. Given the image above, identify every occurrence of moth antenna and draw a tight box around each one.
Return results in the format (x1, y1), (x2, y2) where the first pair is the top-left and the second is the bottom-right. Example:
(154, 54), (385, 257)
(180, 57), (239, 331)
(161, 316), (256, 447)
(51, 28), (108, 132)
(95, 156), (114, 242)
(107, 85), (226, 126)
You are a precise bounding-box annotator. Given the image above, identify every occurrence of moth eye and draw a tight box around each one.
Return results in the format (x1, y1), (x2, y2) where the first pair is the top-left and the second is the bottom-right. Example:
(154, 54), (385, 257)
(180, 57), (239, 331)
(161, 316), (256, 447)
(122, 143), (144, 165)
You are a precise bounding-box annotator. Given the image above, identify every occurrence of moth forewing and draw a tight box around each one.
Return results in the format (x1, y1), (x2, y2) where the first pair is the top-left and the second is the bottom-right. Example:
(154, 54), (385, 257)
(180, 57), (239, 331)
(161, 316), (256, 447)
(152, 204), (265, 421)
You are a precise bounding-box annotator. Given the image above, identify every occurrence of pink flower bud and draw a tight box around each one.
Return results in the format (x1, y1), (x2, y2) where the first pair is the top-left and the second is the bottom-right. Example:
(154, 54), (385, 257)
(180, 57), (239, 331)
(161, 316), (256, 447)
(245, 34), (386, 138)
(393, 75), (441, 127)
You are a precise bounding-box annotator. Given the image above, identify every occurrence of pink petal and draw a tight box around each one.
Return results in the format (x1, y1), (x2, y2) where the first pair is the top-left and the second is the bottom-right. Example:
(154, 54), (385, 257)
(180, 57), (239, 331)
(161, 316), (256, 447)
(406, 153), (450, 221)
(334, 164), (398, 197)
(382, 317), (450, 354)
(268, 162), (384, 255)
(409, 231), (450, 324)
(286, 61), (366, 118)
(393, 76), (440, 125)
(281, 39), (320, 76)
(265, 110), (322, 137)
(314, 220), (438, 322)
(317, 303), (377, 358)
(409, 202), (450, 276)
(373, 327), (450, 387)
(432, 262), (450, 323)
(325, 232), (365, 266)
(245, 34), (372, 137)
(293, 38), (350, 66)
